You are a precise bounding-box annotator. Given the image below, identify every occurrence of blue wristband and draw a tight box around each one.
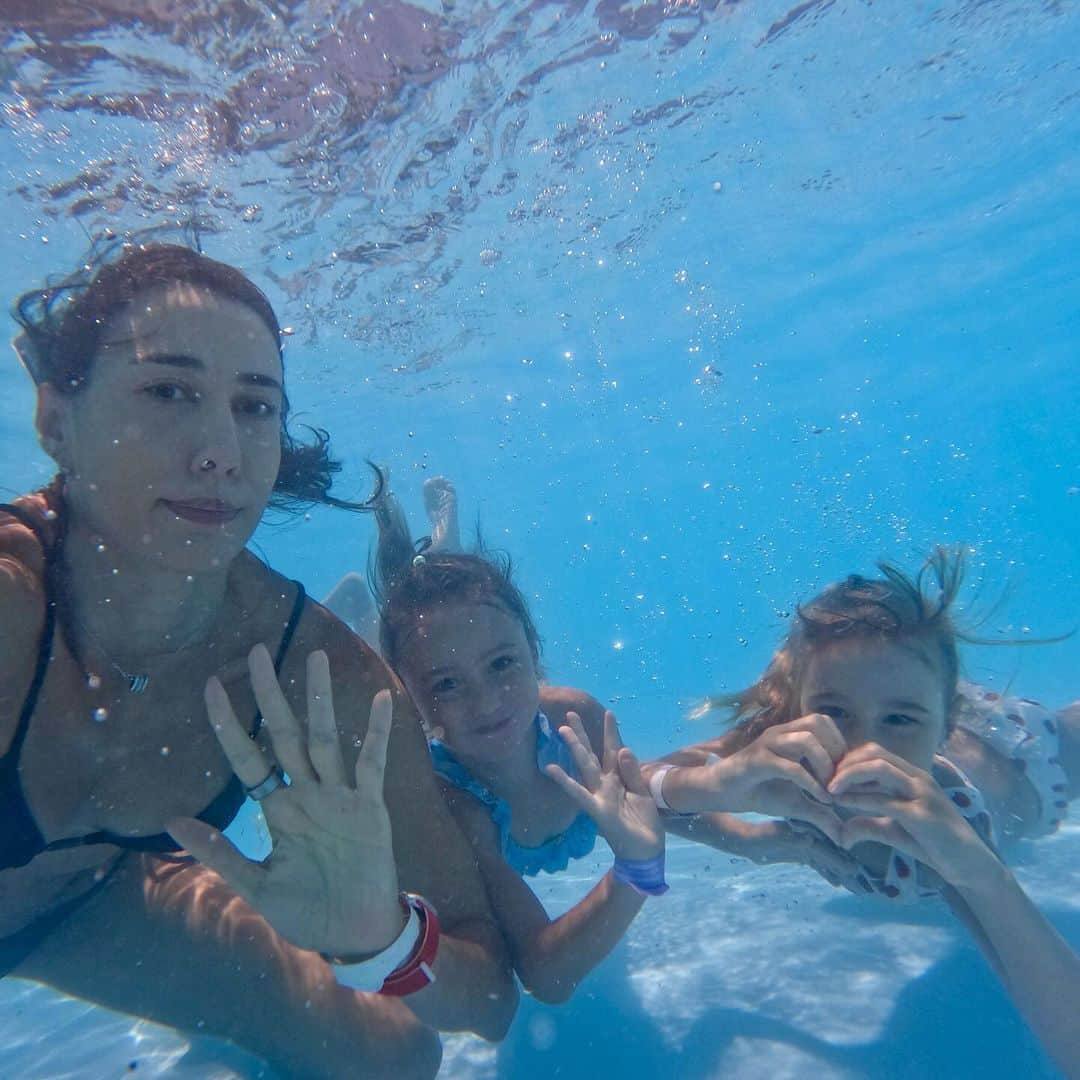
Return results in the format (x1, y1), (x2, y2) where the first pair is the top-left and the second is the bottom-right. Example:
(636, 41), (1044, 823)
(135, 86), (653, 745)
(612, 852), (669, 896)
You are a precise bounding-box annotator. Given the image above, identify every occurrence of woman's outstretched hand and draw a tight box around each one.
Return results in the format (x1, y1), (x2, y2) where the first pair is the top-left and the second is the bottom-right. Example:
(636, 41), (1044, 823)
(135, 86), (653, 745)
(169, 645), (405, 958)
(545, 711), (664, 862)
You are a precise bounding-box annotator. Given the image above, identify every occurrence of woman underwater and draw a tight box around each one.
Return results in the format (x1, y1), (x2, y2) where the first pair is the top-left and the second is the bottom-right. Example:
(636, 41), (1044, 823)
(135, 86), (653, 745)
(0, 241), (517, 1077)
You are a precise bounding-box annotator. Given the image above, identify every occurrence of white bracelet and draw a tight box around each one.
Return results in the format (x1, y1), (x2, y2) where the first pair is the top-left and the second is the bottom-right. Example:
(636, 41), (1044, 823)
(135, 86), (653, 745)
(326, 898), (421, 993)
(649, 764), (679, 813)
(649, 756), (720, 815)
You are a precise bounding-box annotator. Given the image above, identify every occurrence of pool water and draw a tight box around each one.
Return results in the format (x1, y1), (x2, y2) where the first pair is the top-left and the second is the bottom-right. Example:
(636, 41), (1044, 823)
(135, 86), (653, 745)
(1, 1), (1078, 1076)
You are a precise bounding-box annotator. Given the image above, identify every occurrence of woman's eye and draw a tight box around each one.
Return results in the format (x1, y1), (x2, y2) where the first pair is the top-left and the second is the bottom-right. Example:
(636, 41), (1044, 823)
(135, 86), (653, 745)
(491, 654), (518, 672)
(144, 382), (195, 403)
(432, 678), (457, 696)
(235, 397), (278, 419)
(883, 713), (917, 727)
(817, 704), (846, 721)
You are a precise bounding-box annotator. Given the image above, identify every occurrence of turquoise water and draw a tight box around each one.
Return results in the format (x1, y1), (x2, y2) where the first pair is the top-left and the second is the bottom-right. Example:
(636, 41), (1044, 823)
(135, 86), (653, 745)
(1, 1), (1079, 1076)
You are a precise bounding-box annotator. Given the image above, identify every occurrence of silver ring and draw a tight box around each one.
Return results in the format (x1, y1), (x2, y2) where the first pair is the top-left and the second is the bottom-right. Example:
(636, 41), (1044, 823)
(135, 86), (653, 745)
(245, 765), (287, 801)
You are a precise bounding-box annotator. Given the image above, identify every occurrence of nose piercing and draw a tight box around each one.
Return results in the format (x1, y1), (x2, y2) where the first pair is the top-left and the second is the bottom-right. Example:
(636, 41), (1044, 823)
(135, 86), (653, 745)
(199, 458), (216, 472)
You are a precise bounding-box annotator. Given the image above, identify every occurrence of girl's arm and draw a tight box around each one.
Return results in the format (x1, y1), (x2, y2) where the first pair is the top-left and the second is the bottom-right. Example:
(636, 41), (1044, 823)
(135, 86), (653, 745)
(830, 742), (1080, 1076)
(448, 789), (649, 1005)
(946, 868), (1080, 1076)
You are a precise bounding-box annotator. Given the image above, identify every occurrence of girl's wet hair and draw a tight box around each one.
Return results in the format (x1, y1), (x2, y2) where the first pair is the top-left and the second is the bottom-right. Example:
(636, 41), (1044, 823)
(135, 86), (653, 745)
(371, 491), (541, 672)
(702, 548), (970, 746)
(12, 237), (378, 514)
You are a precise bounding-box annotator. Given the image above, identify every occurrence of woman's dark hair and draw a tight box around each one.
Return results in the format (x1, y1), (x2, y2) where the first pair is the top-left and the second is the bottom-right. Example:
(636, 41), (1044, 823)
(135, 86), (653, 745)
(371, 490), (542, 672)
(13, 238), (377, 514)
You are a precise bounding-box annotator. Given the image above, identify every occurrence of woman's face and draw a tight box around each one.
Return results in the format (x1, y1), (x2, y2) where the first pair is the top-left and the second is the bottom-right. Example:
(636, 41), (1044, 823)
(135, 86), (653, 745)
(397, 600), (540, 766)
(798, 636), (949, 771)
(40, 282), (283, 574)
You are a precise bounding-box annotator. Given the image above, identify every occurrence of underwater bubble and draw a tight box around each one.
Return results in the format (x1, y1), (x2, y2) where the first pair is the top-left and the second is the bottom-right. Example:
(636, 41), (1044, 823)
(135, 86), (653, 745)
(93, 707), (108, 723)
(479, 247), (501, 266)
(241, 204), (263, 223)
(88, 673), (102, 690)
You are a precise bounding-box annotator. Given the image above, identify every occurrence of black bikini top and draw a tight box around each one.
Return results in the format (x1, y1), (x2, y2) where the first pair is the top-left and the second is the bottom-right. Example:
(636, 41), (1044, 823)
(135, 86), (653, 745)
(0, 501), (306, 872)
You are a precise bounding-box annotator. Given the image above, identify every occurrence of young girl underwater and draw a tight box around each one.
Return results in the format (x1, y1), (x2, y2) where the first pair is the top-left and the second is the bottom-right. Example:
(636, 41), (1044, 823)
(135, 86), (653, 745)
(645, 550), (1080, 1076)
(365, 488), (671, 1003)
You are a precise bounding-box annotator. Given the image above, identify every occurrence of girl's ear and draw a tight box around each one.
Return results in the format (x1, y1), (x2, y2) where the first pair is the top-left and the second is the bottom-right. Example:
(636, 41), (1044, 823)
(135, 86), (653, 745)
(35, 383), (75, 472)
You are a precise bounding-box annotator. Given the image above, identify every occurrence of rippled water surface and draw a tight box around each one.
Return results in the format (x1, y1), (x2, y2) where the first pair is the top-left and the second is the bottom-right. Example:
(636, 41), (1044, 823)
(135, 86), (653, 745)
(1, 1), (1079, 1076)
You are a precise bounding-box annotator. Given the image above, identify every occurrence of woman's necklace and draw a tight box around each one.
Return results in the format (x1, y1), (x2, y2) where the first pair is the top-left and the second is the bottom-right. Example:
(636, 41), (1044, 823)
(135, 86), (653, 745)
(72, 611), (217, 696)
(72, 615), (153, 694)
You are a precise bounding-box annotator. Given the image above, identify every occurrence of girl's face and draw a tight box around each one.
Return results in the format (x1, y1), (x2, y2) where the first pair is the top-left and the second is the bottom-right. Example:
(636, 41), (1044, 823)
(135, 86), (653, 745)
(798, 636), (949, 771)
(39, 282), (283, 574)
(397, 600), (540, 765)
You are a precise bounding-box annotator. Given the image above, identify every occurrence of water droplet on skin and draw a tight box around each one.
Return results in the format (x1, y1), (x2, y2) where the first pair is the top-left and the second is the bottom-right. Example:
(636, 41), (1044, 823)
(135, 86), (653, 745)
(93, 707), (108, 723)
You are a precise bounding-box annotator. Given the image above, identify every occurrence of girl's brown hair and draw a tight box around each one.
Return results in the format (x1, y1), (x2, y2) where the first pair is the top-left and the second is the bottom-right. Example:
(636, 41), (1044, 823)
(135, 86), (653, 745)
(702, 548), (969, 748)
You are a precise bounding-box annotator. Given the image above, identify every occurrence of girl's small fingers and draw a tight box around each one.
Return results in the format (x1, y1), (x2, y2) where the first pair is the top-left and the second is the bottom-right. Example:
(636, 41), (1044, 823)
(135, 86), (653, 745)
(305, 651), (346, 786)
(602, 711), (623, 772)
(764, 757), (833, 805)
(617, 747), (650, 797)
(544, 763), (592, 810)
(354, 690), (393, 797)
(248, 645), (316, 784)
(829, 759), (916, 799)
(558, 721), (603, 789)
(772, 733), (836, 788)
(839, 815), (921, 860)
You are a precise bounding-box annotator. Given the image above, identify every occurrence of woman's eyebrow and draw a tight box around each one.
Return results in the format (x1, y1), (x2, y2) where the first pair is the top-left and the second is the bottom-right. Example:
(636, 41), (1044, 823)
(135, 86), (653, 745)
(134, 352), (283, 392)
(885, 699), (931, 715)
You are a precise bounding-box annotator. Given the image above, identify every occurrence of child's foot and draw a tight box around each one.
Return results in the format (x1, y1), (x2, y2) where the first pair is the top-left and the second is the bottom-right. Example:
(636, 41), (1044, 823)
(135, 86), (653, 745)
(424, 476), (461, 552)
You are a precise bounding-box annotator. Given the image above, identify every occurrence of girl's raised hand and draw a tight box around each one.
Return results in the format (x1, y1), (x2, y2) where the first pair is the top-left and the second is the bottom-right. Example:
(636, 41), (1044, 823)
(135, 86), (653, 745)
(545, 711), (664, 862)
(828, 742), (1001, 891)
(169, 645), (405, 959)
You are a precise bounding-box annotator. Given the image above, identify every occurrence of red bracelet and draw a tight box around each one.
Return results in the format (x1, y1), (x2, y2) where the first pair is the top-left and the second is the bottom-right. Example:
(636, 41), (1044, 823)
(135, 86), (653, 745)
(379, 894), (440, 996)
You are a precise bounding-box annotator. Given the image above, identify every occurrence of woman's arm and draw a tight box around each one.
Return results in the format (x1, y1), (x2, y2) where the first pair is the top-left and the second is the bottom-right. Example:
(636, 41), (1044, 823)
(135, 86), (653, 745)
(313, 623), (519, 1040)
(18, 854), (442, 1080)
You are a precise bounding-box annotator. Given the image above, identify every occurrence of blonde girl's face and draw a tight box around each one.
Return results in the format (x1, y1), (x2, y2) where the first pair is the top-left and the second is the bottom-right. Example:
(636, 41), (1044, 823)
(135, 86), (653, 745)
(798, 636), (949, 771)
(397, 600), (540, 766)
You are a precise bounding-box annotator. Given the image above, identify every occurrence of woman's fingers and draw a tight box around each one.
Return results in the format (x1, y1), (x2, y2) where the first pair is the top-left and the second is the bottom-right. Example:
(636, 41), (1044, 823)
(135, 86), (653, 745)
(166, 816), (263, 903)
(248, 644), (316, 784)
(354, 690), (393, 797)
(204, 676), (279, 791)
(305, 650), (346, 786)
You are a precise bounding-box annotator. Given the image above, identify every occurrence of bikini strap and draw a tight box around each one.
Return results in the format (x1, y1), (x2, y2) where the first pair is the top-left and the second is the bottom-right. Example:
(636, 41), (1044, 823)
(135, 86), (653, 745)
(0, 503), (59, 764)
(250, 580), (306, 736)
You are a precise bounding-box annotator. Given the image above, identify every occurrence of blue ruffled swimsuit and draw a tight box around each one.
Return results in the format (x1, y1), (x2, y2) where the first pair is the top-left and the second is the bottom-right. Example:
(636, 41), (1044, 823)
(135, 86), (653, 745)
(429, 712), (598, 877)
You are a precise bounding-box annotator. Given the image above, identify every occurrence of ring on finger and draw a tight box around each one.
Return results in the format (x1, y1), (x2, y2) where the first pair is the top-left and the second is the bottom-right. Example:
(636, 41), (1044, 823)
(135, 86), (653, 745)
(245, 765), (289, 801)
